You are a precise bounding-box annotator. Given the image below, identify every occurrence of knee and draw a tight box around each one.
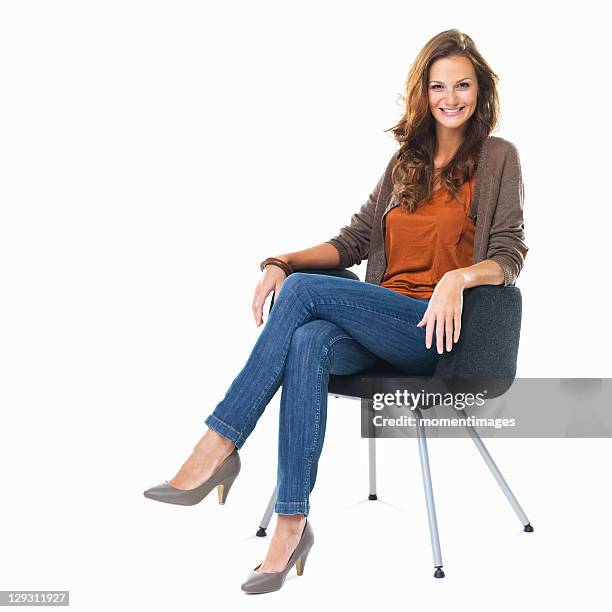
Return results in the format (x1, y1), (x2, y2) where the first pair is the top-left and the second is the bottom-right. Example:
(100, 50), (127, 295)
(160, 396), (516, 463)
(276, 272), (320, 307)
(291, 321), (329, 352)
(281, 272), (312, 293)
(290, 320), (342, 356)
(275, 272), (306, 300)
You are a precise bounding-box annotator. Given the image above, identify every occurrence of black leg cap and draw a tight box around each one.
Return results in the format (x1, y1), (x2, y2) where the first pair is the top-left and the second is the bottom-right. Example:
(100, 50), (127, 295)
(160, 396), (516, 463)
(368, 494), (378, 500)
(434, 567), (445, 578)
(256, 527), (267, 537)
(524, 523), (534, 532)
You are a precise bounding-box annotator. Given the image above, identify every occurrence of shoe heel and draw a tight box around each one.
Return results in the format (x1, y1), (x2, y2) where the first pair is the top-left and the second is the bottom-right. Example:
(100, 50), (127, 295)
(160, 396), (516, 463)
(295, 543), (313, 576)
(216, 474), (237, 505)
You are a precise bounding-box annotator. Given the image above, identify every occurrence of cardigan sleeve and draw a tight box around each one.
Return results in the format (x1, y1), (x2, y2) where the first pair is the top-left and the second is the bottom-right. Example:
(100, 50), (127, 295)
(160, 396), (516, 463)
(486, 142), (529, 286)
(325, 152), (397, 269)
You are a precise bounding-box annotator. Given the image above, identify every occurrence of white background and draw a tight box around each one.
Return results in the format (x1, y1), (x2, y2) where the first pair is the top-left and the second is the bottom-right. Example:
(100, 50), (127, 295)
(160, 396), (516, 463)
(1, 1), (610, 610)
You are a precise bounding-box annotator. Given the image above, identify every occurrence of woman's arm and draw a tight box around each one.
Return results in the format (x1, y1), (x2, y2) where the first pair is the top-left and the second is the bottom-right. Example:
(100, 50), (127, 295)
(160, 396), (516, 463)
(273, 242), (340, 270)
(485, 141), (529, 286)
(452, 259), (505, 288)
(450, 142), (528, 290)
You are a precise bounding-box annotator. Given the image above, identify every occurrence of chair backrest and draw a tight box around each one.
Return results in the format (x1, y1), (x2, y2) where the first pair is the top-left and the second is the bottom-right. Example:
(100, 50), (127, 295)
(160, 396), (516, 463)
(433, 285), (522, 379)
(430, 284), (522, 401)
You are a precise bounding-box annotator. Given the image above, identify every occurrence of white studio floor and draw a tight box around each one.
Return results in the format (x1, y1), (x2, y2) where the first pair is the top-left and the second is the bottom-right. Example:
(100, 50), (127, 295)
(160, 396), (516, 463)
(3, 397), (609, 611)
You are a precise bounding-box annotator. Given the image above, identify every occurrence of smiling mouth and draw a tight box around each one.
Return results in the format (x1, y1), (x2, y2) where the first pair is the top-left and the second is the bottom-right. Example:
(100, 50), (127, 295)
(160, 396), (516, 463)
(439, 106), (465, 115)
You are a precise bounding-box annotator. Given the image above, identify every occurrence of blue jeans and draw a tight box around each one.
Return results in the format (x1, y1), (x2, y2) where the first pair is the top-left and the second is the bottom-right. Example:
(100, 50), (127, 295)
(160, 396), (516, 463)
(204, 272), (440, 516)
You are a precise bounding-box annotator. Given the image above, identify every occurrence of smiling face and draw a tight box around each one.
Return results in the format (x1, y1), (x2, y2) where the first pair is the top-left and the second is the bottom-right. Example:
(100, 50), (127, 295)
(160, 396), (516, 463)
(428, 55), (478, 136)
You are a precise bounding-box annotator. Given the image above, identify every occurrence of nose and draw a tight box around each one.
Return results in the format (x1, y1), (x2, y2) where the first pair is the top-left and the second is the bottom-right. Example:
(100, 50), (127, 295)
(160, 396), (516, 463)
(444, 91), (460, 105)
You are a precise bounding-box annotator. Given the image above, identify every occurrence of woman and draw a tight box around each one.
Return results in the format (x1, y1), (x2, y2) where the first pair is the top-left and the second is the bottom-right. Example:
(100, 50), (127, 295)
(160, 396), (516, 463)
(143, 29), (528, 594)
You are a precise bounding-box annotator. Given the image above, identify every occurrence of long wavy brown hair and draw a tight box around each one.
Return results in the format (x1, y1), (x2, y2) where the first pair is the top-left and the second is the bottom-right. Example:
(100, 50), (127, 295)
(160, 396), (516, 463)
(385, 30), (501, 212)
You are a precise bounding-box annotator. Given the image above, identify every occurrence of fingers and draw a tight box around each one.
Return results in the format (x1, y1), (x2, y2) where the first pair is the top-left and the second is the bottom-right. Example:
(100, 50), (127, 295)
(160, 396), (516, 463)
(425, 316), (434, 350)
(445, 311), (454, 352)
(252, 270), (286, 327)
(453, 309), (461, 343)
(252, 286), (263, 326)
(252, 280), (268, 327)
(421, 308), (461, 353)
(436, 312), (445, 354)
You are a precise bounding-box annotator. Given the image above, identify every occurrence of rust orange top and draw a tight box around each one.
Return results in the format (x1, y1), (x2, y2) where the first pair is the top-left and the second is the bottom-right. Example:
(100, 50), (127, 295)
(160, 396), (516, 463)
(380, 173), (477, 300)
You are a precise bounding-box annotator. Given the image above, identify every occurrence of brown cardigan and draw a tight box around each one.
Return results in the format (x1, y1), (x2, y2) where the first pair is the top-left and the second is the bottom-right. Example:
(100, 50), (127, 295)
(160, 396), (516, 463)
(326, 135), (528, 287)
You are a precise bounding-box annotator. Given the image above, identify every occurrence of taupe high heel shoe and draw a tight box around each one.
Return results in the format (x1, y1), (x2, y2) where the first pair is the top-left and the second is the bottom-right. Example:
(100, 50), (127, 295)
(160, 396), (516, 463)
(241, 519), (314, 594)
(143, 449), (240, 506)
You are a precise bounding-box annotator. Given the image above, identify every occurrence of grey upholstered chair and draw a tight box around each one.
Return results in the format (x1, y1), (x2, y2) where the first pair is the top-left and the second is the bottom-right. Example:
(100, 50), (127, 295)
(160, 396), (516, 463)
(255, 268), (533, 579)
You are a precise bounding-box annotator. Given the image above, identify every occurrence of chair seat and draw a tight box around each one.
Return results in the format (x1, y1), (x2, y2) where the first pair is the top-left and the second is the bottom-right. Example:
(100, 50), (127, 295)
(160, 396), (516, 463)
(329, 369), (516, 403)
(329, 365), (409, 400)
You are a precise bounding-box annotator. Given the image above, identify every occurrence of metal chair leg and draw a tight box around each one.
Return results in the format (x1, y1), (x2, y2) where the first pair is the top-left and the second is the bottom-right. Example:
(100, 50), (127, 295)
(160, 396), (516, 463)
(463, 420), (534, 532)
(256, 484), (277, 537)
(365, 398), (378, 500)
(368, 436), (378, 500)
(414, 408), (445, 578)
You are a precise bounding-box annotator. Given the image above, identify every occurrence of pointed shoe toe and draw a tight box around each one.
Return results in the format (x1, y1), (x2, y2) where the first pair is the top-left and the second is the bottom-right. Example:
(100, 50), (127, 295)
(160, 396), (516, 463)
(241, 564), (285, 594)
(143, 448), (240, 506)
(241, 519), (314, 594)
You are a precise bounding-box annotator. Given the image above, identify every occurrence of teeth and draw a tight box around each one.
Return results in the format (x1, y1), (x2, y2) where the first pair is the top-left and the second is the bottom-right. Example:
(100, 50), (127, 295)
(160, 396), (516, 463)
(442, 107), (463, 112)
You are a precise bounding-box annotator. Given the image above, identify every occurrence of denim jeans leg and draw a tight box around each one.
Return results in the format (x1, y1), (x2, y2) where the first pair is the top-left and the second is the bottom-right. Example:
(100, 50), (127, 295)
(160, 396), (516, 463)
(204, 274), (316, 449)
(274, 320), (385, 516)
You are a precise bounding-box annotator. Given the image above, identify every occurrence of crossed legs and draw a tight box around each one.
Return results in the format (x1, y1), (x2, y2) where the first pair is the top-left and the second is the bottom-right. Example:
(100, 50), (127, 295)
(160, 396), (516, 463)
(170, 272), (438, 571)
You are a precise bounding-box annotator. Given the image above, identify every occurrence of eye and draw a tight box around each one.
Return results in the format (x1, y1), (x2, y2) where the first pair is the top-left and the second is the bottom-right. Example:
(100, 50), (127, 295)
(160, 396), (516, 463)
(430, 82), (470, 89)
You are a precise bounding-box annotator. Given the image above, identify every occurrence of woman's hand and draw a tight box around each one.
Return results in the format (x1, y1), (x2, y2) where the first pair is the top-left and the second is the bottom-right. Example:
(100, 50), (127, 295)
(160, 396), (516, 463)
(252, 264), (289, 327)
(416, 270), (466, 354)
